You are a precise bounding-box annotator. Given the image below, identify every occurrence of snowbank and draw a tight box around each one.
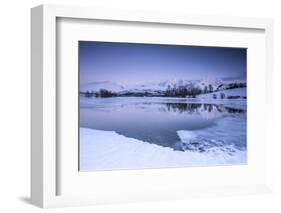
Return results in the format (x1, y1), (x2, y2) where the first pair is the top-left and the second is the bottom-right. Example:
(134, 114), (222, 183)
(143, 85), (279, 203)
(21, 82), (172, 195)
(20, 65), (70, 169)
(80, 127), (246, 171)
(198, 88), (246, 99)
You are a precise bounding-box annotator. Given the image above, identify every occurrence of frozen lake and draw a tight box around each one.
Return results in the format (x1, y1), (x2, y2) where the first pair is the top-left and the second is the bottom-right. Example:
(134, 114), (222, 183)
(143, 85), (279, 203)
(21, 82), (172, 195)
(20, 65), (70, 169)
(80, 97), (246, 154)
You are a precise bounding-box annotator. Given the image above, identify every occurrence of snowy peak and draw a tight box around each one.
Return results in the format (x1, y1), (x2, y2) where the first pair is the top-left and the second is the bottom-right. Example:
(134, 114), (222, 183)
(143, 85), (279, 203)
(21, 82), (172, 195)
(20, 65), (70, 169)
(196, 77), (223, 90)
(80, 81), (124, 93)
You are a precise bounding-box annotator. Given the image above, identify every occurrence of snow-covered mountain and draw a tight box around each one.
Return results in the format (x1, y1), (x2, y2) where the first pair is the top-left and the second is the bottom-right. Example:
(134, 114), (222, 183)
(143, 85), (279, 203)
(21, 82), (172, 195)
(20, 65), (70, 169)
(196, 77), (223, 90)
(80, 81), (125, 93)
(80, 78), (246, 94)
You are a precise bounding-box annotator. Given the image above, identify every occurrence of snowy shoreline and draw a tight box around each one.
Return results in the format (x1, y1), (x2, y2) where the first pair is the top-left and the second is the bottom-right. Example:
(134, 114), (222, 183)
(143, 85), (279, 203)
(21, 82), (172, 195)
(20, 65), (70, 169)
(80, 96), (246, 111)
(80, 127), (246, 172)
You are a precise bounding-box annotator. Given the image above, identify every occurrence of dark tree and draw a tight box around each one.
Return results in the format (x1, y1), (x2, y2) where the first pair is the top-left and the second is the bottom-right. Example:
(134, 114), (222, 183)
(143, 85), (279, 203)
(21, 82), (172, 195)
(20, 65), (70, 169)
(220, 92), (225, 99)
(203, 86), (208, 94)
(208, 84), (213, 93)
(98, 89), (117, 98)
(85, 90), (94, 97)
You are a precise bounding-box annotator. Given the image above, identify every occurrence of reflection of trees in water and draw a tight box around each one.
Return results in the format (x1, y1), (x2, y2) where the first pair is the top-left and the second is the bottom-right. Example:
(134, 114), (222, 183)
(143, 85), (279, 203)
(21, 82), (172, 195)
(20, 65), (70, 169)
(166, 103), (202, 114)
(164, 103), (245, 114)
(224, 107), (244, 113)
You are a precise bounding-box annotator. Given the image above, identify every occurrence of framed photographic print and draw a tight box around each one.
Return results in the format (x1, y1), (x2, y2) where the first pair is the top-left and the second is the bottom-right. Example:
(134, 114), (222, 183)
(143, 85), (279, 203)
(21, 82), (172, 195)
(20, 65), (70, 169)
(78, 41), (247, 171)
(31, 4), (274, 208)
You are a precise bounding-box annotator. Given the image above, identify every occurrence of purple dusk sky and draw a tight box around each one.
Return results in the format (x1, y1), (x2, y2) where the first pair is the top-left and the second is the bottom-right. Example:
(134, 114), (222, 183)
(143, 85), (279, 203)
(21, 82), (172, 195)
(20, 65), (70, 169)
(79, 41), (246, 85)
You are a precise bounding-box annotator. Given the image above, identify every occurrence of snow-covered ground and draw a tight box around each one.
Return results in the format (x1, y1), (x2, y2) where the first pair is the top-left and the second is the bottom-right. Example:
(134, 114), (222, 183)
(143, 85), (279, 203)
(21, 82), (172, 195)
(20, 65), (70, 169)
(195, 88), (246, 109)
(198, 88), (246, 99)
(80, 123), (246, 171)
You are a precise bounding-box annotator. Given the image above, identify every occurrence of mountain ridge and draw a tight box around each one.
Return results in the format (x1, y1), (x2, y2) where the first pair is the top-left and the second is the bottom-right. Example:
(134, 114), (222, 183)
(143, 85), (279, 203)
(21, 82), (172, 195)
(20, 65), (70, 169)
(80, 78), (246, 93)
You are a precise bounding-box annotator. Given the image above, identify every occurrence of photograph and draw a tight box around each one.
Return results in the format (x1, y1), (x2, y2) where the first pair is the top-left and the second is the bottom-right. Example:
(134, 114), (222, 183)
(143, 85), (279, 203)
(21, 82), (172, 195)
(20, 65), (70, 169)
(79, 41), (247, 172)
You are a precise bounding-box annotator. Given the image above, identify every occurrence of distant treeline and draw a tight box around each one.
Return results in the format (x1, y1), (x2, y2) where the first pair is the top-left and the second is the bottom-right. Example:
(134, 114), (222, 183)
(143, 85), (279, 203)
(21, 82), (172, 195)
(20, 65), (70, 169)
(83, 89), (117, 98)
(220, 82), (246, 90)
(163, 84), (207, 98)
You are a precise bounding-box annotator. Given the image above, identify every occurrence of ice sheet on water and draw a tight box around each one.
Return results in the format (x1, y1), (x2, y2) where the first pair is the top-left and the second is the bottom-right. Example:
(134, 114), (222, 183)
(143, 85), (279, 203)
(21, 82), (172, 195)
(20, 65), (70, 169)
(176, 115), (246, 163)
(177, 130), (242, 155)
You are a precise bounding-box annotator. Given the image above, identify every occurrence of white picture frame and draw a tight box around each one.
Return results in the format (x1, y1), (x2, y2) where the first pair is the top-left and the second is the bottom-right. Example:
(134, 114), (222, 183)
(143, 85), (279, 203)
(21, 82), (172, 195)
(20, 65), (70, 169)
(31, 4), (274, 208)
